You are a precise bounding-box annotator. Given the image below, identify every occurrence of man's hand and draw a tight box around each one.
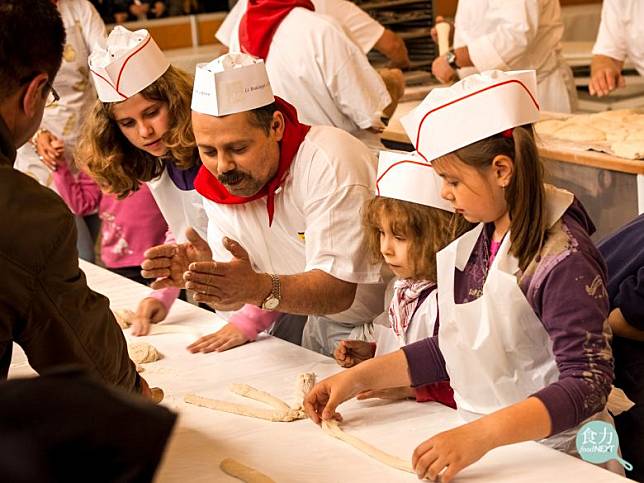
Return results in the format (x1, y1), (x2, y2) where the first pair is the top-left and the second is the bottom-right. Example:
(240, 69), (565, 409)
(184, 237), (271, 307)
(432, 55), (456, 84)
(334, 340), (375, 368)
(141, 227), (212, 290)
(589, 55), (625, 97)
(131, 297), (168, 336)
(34, 130), (64, 170)
(187, 323), (250, 353)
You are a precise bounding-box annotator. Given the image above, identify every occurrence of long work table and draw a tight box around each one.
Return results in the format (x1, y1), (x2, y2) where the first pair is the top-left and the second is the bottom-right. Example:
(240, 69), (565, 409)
(382, 101), (644, 240)
(9, 261), (632, 481)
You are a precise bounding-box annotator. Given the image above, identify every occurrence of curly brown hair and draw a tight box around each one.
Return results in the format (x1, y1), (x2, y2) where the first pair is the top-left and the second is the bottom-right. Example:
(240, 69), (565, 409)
(362, 196), (474, 281)
(75, 65), (197, 198)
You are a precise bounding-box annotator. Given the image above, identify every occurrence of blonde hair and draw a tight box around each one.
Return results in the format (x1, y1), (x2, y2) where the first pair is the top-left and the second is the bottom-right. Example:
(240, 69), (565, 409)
(76, 65), (197, 198)
(362, 197), (473, 281)
(434, 125), (545, 271)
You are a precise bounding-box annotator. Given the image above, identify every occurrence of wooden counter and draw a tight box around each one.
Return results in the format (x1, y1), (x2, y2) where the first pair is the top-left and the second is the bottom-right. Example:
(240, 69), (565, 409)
(381, 101), (644, 239)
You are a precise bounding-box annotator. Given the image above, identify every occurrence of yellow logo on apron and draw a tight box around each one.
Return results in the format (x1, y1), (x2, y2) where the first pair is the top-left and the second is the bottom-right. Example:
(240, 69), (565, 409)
(297, 232), (305, 242)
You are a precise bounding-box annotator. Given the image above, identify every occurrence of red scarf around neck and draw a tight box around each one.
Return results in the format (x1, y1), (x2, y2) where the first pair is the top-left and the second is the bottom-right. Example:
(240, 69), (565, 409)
(194, 97), (310, 226)
(239, 0), (315, 60)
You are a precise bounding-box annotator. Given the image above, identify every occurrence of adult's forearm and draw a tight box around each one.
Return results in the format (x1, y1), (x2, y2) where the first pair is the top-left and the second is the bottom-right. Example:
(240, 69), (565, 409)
(254, 269), (357, 316)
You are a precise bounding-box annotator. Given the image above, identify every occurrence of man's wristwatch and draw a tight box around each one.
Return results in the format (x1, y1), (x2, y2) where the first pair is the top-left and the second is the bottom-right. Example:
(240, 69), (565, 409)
(261, 274), (281, 310)
(446, 49), (458, 70)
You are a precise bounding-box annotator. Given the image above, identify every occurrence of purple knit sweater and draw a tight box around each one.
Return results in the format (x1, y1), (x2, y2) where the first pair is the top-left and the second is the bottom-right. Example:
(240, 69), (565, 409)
(402, 200), (614, 435)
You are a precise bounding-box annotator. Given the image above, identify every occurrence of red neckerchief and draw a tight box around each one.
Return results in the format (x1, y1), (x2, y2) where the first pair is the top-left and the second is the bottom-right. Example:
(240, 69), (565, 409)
(239, 0), (314, 60)
(194, 97), (311, 226)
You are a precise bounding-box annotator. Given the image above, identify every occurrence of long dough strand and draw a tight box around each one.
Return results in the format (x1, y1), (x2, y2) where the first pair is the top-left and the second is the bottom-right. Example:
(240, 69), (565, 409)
(229, 384), (292, 412)
(184, 394), (303, 422)
(220, 458), (276, 483)
(321, 420), (414, 474)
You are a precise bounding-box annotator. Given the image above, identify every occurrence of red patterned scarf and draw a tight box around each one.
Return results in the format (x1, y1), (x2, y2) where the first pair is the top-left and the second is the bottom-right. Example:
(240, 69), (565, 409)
(388, 279), (436, 338)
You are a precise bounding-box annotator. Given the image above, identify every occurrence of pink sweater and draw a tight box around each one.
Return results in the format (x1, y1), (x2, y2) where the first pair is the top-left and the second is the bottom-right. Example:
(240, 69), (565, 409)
(53, 163), (168, 268)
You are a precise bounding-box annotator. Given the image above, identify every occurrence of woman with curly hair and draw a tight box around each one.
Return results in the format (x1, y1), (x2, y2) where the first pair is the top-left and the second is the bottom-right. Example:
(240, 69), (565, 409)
(77, 26), (207, 335)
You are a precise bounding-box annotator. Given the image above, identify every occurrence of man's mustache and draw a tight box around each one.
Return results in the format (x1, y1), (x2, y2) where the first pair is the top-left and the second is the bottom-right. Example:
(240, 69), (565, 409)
(218, 171), (246, 184)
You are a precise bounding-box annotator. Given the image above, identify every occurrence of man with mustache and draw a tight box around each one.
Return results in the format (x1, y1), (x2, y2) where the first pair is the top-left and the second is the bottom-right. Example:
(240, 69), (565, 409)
(142, 53), (386, 356)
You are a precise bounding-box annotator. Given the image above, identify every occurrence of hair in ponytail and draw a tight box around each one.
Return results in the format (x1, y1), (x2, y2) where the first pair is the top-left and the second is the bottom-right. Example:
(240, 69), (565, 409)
(436, 125), (546, 271)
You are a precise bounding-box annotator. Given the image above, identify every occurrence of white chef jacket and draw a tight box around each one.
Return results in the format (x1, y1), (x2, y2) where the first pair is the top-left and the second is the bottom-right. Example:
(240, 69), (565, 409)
(592, 0), (644, 76)
(216, 0), (385, 55)
(453, 0), (576, 113)
(269, 9), (390, 134)
(15, 0), (106, 190)
(203, 126), (385, 325)
(219, 6), (390, 135)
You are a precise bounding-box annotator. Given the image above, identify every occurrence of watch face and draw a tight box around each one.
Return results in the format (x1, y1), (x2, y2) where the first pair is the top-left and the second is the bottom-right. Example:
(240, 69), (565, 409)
(263, 297), (280, 310)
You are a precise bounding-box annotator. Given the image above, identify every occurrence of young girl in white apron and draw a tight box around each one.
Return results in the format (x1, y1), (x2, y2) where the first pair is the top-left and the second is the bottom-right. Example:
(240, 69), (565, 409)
(76, 26), (208, 336)
(334, 150), (474, 407)
(304, 70), (619, 481)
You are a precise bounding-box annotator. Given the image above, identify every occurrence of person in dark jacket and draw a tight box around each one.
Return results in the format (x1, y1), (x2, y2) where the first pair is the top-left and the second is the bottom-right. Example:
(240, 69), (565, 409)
(0, 3), (175, 480)
(0, 368), (177, 483)
(598, 214), (644, 482)
(0, 0), (149, 394)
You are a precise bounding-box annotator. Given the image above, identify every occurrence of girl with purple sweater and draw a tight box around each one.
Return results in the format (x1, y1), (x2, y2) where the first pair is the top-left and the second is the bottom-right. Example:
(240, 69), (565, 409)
(304, 70), (617, 481)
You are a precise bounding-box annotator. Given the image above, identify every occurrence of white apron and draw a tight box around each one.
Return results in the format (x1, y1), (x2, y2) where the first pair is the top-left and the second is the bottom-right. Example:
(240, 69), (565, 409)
(146, 169), (208, 243)
(437, 186), (623, 472)
(438, 187), (576, 432)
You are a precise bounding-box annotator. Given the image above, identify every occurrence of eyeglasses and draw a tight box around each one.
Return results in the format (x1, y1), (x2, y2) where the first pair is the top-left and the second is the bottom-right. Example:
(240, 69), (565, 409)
(45, 80), (60, 108)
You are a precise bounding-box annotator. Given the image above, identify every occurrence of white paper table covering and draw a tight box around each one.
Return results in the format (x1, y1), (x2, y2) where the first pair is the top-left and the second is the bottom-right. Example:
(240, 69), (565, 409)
(8, 261), (631, 482)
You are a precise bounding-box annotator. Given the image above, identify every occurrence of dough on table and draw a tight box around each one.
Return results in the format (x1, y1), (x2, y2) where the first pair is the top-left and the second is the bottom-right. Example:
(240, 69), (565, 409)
(592, 109), (639, 121)
(534, 119), (567, 136)
(321, 419), (414, 474)
(220, 458), (275, 483)
(184, 373), (316, 422)
(611, 141), (644, 159)
(552, 123), (606, 142)
(113, 308), (135, 329)
(128, 342), (162, 364)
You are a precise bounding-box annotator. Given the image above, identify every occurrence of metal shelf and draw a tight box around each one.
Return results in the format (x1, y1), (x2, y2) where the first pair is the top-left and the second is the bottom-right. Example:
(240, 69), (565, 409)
(358, 0), (427, 12)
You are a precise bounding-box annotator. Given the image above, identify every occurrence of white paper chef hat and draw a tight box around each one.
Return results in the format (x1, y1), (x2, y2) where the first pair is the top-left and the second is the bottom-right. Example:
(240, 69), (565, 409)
(376, 150), (454, 212)
(89, 26), (170, 103)
(400, 70), (540, 162)
(191, 52), (275, 117)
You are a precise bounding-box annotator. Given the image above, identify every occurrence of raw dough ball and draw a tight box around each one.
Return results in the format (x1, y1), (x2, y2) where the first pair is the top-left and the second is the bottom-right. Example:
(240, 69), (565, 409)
(535, 119), (567, 136)
(128, 342), (162, 364)
(554, 124), (606, 142)
(113, 308), (135, 329)
(611, 141), (644, 159)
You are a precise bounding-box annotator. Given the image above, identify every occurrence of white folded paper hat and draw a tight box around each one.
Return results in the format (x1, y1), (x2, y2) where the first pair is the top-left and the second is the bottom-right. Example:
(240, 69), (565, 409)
(400, 70), (540, 162)
(89, 26), (170, 103)
(376, 150), (454, 212)
(191, 53), (275, 117)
